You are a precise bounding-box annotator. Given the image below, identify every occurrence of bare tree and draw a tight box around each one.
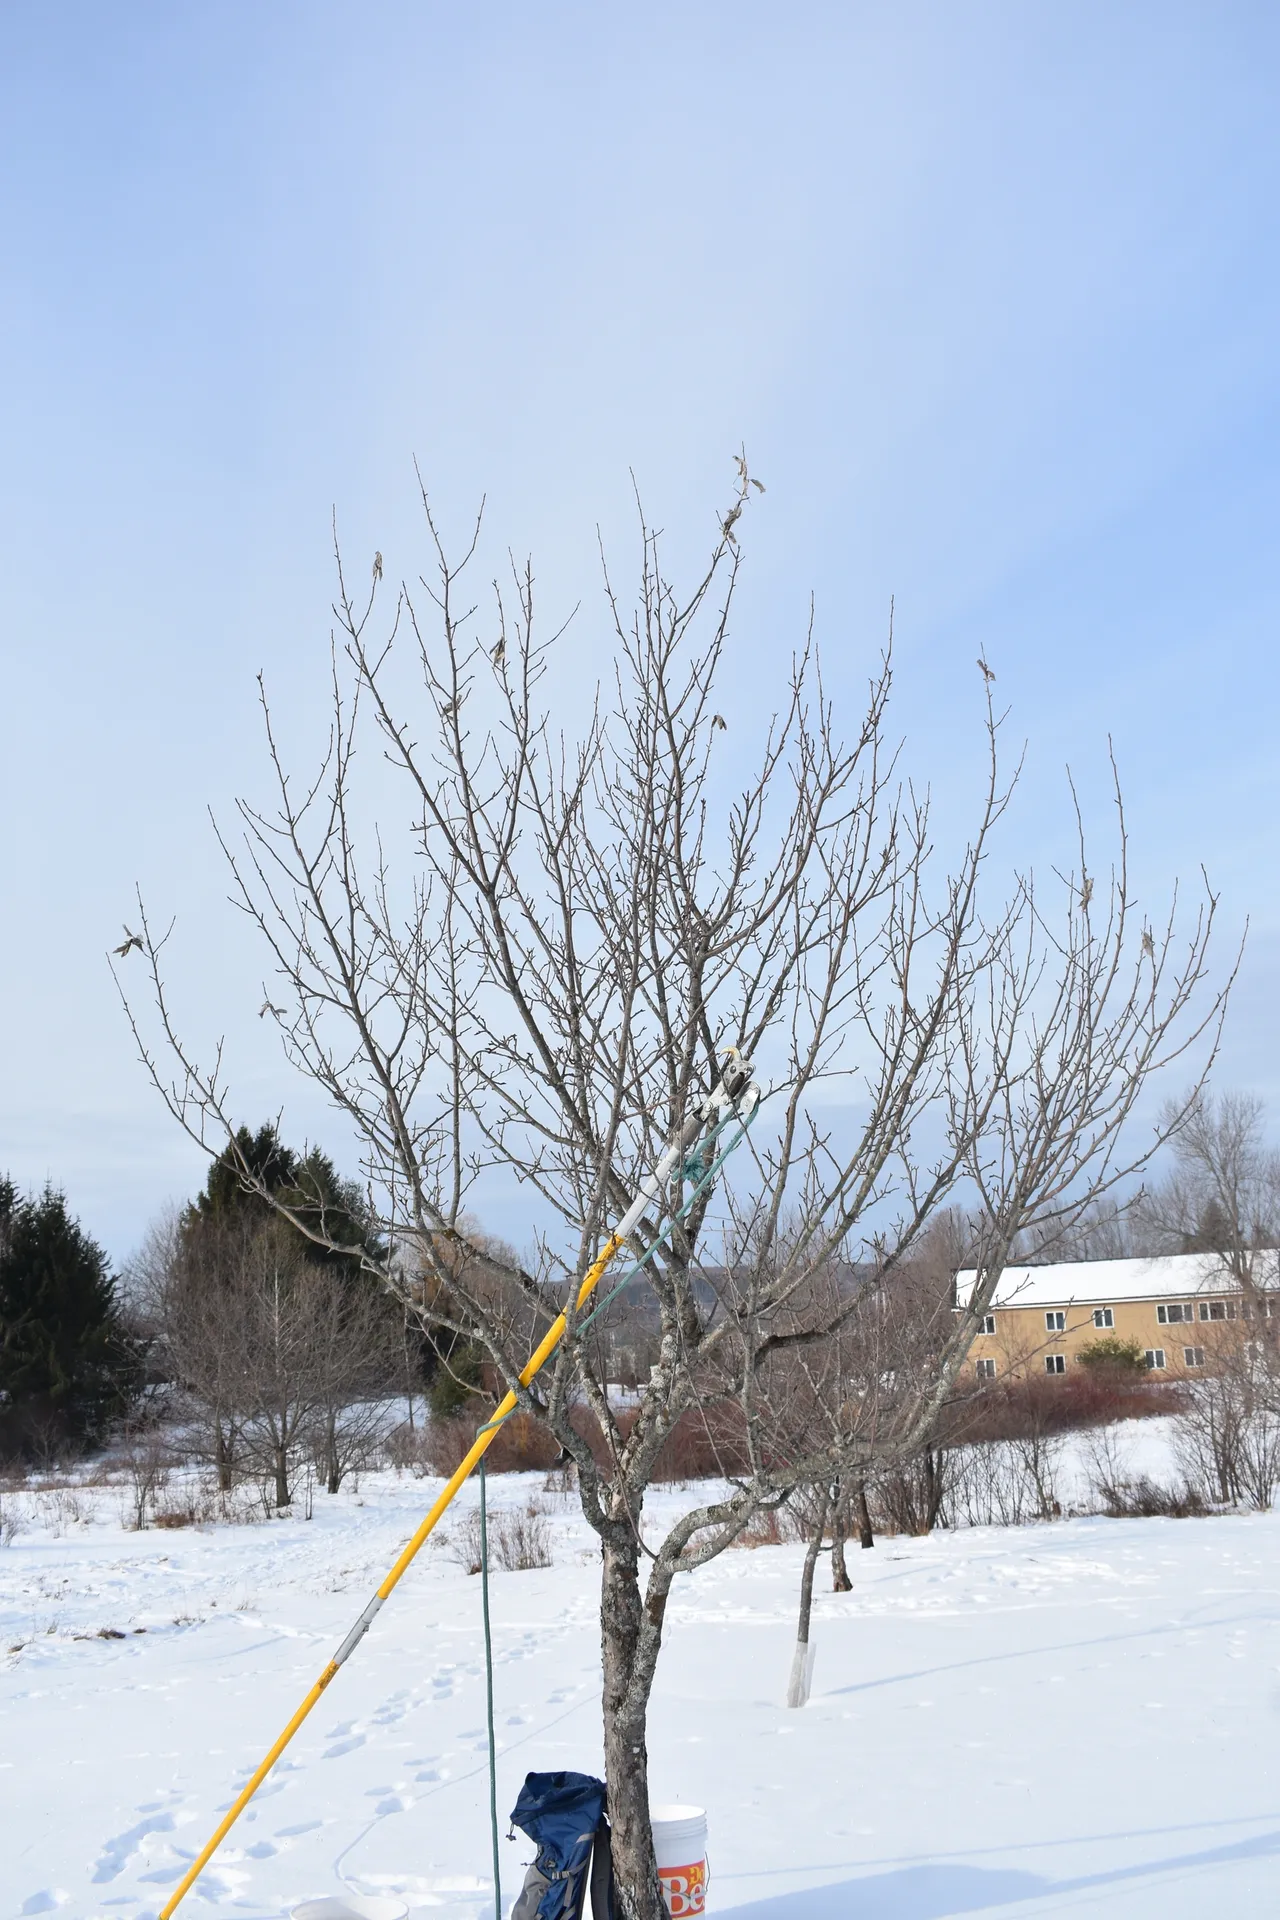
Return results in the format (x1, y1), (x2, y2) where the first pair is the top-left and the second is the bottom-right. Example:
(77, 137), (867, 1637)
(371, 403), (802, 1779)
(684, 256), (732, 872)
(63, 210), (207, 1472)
(115, 466), (1227, 1919)
(1016, 1195), (1137, 1264)
(1137, 1089), (1280, 1289)
(137, 1208), (399, 1506)
(130, 1209), (252, 1491)
(308, 1270), (403, 1493)
(233, 1226), (336, 1509)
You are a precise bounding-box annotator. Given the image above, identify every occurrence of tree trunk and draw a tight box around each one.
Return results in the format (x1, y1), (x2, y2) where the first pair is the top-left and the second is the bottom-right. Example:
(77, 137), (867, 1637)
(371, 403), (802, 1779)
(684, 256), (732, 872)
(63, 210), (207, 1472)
(855, 1477), (875, 1550)
(215, 1418), (233, 1494)
(787, 1492), (829, 1708)
(599, 1534), (666, 1920)
(922, 1445), (946, 1532)
(830, 1483), (852, 1592)
(325, 1411), (341, 1494)
(274, 1440), (291, 1509)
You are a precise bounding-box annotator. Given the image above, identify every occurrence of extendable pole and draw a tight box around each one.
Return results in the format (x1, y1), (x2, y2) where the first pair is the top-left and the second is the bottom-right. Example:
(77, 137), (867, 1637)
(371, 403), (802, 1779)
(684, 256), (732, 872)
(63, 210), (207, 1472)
(158, 1056), (755, 1917)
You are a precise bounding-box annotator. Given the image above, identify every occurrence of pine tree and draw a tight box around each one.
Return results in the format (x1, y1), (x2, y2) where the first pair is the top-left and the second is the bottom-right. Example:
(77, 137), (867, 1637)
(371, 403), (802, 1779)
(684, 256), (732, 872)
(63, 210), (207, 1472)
(0, 1179), (140, 1454)
(188, 1124), (378, 1283)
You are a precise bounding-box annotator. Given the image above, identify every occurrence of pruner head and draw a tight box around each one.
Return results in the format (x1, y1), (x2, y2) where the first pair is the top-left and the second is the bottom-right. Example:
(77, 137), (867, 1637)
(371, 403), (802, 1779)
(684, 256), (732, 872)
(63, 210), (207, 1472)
(707, 1045), (761, 1119)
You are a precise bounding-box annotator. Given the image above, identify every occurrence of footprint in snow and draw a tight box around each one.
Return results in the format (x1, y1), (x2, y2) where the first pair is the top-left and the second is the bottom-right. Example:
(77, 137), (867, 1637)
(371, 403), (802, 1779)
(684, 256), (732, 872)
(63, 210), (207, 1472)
(324, 1734), (367, 1759)
(22, 1894), (67, 1915)
(217, 1775), (286, 1812)
(91, 1812), (176, 1883)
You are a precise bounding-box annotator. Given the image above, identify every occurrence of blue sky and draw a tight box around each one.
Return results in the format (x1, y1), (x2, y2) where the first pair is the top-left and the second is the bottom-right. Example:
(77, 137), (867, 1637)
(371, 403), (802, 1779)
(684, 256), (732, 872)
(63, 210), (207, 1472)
(2, 4), (1279, 1260)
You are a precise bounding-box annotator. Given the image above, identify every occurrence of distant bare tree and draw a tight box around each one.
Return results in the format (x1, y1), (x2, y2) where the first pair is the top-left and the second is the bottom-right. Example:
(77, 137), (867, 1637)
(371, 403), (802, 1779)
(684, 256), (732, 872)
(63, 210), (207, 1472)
(1017, 1195), (1137, 1264)
(1138, 1090), (1280, 1297)
(116, 466), (1228, 1919)
(231, 1225), (334, 1508)
(129, 1209), (251, 1490)
(135, 1210), (399, 1505)
(308, 1269), (402, 1493)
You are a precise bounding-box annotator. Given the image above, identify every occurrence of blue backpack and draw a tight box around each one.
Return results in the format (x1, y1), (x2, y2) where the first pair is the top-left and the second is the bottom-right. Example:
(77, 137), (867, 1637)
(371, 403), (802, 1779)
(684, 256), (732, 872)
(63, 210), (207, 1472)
(508, 1770), (615, 1920)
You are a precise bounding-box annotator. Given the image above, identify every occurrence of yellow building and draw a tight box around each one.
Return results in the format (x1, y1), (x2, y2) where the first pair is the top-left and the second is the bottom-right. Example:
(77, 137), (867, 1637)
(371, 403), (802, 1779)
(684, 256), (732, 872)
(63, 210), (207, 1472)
(955, 1251), (1277, 1382)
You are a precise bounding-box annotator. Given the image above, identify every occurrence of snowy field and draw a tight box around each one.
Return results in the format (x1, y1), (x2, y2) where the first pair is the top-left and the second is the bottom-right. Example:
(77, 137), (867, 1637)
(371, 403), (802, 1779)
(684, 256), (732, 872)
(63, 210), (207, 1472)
(3, 1421), (1279, 1920)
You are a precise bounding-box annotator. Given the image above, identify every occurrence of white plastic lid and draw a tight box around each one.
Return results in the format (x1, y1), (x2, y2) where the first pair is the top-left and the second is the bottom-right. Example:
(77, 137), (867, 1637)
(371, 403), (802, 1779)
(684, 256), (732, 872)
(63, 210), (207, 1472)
(291, 1899), (408, 1920)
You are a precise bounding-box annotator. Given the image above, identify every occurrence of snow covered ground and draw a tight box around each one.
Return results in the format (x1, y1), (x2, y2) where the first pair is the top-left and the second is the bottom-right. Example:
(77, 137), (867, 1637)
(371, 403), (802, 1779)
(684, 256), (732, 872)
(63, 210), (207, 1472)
(3, 1419), (1279, 1920)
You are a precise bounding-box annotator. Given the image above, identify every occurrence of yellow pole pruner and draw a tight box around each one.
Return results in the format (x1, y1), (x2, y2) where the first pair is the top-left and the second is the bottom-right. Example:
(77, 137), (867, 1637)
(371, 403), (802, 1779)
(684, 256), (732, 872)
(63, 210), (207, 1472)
(159, 1049), (761, 1917)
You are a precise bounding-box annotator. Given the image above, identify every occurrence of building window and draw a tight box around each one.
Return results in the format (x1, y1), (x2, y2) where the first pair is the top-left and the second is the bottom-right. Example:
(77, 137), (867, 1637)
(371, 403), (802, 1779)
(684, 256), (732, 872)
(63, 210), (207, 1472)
(1145, 1348), (1166, 1370)
(1157, 1303), (1191, 1325)
(1045, 1354), (1066, 1375)
(1199, 1300), (1236, 1322)
(982, 1314), (996, 1335)
(975, 1357), (997, 1381)
(1045, 1310), (1066, 1333)
(1184, 1347), (1205, 1368)
(1092, 1307), (1114, 1329)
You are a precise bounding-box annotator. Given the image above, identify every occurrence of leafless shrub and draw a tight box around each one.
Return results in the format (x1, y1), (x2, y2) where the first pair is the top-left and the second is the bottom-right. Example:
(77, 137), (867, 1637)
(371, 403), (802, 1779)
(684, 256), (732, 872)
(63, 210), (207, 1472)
(1104, 1473), (1205, 1518)
(1237, 1403), (1280, 1511)
(119, 1434), (171, 1531)
(425, 1410), (561, 1478)
(152, 1492), (205, 1529)
(213, 1484), (267, 1527)
(950, 1441), (1034, 1528)
(491, 1500), (554, 1571)
(30, 1487), (89, 1536)
(385, 1420), (437, 1477)
(446, 1506), (485, 1574)
(870, 1446), (954, 1535)
(1081, 1422), (1132, 1510)
(735, 1505), (806, 1549)
(1007, 1429), (1064, 1521)
(1173, 1340), (1280, 1511)
(446, 1497), (554, 1573)
(23, 1415), (74, 1476)
(0, 1494), (23, 1546)
(1083, 1424), (1203, 1516)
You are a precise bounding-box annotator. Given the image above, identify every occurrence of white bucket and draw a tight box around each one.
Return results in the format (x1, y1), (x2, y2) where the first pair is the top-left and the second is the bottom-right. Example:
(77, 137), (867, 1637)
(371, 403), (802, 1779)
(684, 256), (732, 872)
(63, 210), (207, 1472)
(291, 1900), (408, 1920)
(652, 1803), (709, 1918)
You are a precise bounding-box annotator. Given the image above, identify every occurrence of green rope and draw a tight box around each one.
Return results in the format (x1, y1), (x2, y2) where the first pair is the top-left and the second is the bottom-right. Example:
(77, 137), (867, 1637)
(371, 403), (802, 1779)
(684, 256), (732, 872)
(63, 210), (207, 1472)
(479, 1457), (502, 1920)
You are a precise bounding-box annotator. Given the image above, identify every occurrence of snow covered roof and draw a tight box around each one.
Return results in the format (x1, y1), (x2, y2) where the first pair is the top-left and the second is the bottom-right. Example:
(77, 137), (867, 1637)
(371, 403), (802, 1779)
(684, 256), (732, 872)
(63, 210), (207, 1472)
(955, 1248), (1279, 1311)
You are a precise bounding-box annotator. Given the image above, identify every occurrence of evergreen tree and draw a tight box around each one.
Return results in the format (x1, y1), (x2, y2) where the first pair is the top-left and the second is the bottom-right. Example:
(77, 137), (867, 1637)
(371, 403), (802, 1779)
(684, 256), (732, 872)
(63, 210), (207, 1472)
(187, 1124), (379, 1282)
(1182, 1195), (1234, 1253)
(0, 1179), (140, 1454)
